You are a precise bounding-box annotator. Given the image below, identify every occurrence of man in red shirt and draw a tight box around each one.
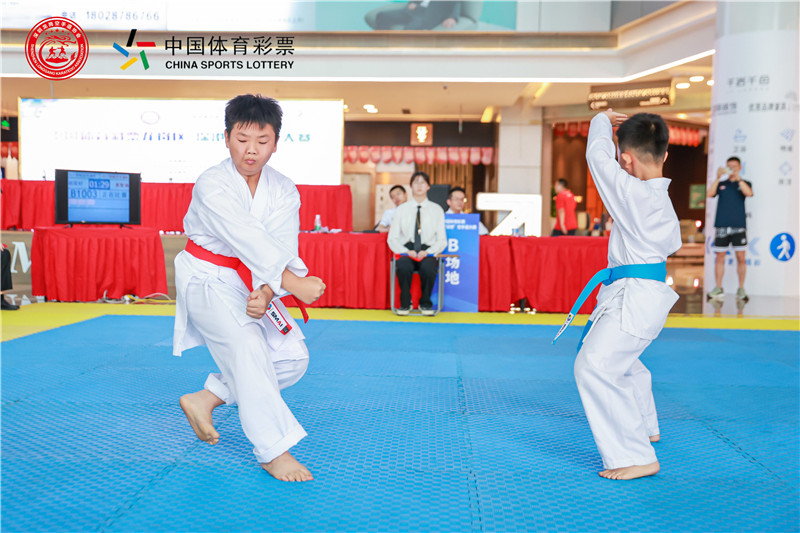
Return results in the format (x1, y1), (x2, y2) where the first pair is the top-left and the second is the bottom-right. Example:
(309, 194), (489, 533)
(552, 178), (578, 236)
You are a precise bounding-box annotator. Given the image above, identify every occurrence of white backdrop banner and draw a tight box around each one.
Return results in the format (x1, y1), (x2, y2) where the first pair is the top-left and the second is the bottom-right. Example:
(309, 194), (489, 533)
(19, 98), (343, 185)
(705, 29), (799, 298)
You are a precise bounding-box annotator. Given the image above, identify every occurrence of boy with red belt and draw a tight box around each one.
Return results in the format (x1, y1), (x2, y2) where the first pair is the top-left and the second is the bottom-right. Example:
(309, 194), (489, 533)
(173, 94), (325, 482)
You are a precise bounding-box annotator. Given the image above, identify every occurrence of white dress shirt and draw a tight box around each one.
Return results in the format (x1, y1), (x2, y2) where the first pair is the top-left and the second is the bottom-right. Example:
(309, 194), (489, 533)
(378, 206), (397, 228)
(387, 198), (447, 255)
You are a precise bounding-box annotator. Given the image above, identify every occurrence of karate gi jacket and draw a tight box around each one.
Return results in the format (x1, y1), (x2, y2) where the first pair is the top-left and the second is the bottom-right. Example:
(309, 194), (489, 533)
(585, 114), (682, 340)
(173, 159), (308, 356)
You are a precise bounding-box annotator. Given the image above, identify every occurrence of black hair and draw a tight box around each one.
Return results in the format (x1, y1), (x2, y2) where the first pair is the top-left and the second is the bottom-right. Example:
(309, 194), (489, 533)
(410, 171), (430, 186)
(556, 178), (568, 188)
(447, 186), (466, 200)
(224, 94), (282, 137)
(389, 184), (406, 195)
(616, 113), (669, 162)
(727, 156), (741, 165)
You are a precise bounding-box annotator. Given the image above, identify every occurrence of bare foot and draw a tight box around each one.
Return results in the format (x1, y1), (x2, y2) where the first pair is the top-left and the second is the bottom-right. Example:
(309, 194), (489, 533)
(599, 461), (660, 480)
(179, 390), (222, 445)
(262, 451), (314, 482)
(649, 434), (660, 442)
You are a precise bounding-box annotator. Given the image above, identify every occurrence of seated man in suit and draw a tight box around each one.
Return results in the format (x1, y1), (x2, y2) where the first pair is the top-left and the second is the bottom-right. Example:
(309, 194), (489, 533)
(387, 172), (447, 315)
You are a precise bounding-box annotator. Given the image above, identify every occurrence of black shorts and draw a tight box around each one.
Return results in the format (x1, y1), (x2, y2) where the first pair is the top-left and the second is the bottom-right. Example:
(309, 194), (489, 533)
(713, 227), (747, 251)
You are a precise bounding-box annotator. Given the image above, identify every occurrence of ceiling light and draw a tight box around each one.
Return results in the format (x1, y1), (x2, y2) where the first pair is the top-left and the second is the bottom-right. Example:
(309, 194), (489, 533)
(689, 75), (704, 82)
(677, 113), (688, 119)
(343, 104), (349, 111)
(707, 79), (715, 86)
(676, 82), (691, 89)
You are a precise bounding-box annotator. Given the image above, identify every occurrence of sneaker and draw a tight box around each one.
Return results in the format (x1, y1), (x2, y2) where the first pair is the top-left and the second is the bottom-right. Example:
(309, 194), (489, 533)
(420, 304), (435, 316)
(395, 306), (410, 316)
(706, 287), (724, 301)
(736, 288), (749, 302)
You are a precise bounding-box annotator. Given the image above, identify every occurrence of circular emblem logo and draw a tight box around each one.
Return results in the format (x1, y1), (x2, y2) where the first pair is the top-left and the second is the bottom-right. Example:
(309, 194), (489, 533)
(770, 233), (795, 262)
(25, 17), (88, 80)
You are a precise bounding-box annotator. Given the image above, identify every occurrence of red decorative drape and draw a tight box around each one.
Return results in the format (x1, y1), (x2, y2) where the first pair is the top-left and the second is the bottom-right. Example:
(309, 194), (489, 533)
(344, 146), (493, 166)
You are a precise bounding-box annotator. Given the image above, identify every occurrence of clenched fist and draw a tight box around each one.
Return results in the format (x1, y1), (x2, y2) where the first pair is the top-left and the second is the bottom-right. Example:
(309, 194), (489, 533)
(292, 276), (326, 305)
(246, 284), (274, 319)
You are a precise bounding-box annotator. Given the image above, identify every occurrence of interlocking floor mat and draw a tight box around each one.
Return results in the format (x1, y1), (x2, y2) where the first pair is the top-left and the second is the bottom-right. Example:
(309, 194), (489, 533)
(2, 316), (797, 532)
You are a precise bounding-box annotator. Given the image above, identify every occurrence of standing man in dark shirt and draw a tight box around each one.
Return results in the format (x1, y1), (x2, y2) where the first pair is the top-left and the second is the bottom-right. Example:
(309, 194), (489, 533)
(706, 156), (753, 302)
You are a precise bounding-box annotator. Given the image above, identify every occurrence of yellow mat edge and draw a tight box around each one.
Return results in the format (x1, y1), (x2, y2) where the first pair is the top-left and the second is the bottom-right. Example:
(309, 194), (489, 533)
(1, 302), (798, 342)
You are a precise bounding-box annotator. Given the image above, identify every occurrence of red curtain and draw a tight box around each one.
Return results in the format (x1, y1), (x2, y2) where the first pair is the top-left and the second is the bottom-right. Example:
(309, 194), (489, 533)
(1, 180), (352, 233)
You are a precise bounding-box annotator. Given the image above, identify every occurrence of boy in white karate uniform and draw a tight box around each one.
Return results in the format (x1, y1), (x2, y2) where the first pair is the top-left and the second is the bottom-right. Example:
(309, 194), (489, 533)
(574, 109), (681, 480)
(173, 94), (325, 482)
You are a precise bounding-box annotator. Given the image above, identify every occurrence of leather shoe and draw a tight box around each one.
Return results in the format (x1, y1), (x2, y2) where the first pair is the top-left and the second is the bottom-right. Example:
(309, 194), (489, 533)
(1, 296), (19, 310)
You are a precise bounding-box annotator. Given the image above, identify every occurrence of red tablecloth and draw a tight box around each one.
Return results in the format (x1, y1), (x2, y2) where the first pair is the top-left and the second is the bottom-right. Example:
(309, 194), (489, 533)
(510, 236), (609, 313)
(479, 235), (524, 312)
(291, 234), (607, 313)
(1, 180), (352, 233)
(30, 226), (168, 302)
(296, 232), (392, 309)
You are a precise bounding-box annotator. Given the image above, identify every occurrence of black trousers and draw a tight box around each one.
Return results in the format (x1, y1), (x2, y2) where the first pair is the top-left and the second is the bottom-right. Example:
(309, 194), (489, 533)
(551, 229), (577, 237)
(395, 255), (438, 308)
(1, 247), (12, 291)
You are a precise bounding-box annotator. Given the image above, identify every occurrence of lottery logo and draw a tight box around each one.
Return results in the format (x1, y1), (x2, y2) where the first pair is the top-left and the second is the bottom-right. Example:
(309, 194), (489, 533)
(25, 17), (88, 80)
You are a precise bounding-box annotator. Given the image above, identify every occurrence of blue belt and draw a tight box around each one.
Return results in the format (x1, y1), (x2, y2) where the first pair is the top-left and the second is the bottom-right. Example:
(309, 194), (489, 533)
(552, 262), (667, 347)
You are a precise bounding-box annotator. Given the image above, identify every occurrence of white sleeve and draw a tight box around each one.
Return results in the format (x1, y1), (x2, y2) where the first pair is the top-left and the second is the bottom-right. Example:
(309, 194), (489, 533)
(193, 177), (307, 295)
(430, 207), (447, 255)
(387, 204), (409, 254)
(378, 208), (394, 228)
(253, 182), (308, 295)
(585, 113), (636, 229)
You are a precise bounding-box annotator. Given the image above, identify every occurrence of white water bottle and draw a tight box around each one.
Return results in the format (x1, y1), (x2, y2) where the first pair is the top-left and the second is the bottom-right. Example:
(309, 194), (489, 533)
(314, 214), (322, 232)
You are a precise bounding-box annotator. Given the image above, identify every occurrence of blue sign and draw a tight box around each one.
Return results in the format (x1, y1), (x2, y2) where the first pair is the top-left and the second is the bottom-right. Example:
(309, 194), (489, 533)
(431, 214), (479, 312)
(770, 233), (795, 261)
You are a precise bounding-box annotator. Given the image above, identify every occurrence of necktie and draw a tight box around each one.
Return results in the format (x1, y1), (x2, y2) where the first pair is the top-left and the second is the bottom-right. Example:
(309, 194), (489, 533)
(413, 205), (422, 252)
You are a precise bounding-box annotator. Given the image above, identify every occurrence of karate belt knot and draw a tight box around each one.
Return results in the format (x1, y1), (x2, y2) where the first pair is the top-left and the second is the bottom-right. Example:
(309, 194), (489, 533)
(552, 262), (667, 346)
(185, 239), (309, 335)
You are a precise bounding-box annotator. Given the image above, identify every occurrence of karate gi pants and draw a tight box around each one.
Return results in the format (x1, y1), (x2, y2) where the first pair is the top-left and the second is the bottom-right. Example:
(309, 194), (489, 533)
(574, 292), (660, 469)
(186, 279), (308, 464)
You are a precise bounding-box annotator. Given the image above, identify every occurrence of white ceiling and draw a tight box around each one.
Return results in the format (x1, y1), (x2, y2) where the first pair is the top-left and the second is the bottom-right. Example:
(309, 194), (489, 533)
(0, 53), (713, 125)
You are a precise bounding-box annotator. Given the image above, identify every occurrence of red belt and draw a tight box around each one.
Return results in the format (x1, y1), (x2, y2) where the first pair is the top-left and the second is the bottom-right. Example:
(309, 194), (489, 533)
(185, 239), (309, 323)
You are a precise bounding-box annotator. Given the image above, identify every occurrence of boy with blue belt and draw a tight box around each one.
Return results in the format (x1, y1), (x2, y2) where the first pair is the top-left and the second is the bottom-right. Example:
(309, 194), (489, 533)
(557, 109), (681, 480)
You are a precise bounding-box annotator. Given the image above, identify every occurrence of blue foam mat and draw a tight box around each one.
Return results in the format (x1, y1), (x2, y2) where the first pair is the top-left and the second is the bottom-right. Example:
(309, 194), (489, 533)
(2, 316), (798, 532)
